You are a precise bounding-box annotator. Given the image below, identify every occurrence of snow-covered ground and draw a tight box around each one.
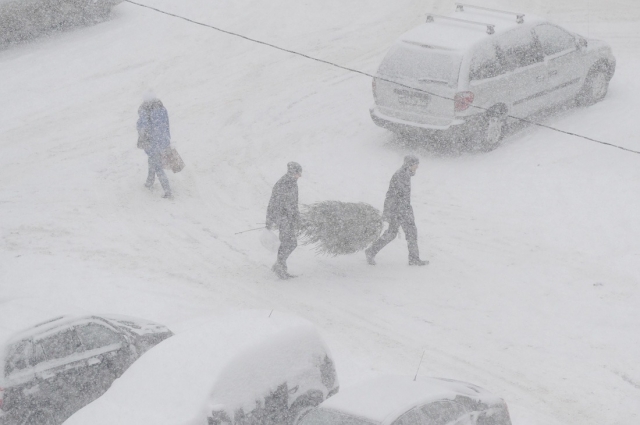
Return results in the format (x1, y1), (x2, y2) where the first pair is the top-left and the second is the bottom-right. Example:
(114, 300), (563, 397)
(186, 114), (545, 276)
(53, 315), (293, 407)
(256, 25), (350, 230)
(1, 1), (639, 424)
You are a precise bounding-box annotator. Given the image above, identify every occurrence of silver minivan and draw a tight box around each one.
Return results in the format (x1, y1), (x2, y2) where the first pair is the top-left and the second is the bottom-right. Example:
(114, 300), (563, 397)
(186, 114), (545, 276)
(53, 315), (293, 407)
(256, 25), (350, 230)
(370, 3), (616, 150)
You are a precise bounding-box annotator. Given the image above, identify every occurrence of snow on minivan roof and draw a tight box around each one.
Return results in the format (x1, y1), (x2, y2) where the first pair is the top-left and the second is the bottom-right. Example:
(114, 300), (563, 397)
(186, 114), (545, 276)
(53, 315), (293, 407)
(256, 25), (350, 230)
(318, 375), (504, 424)
(63, 310), (335, 425)
(398, 10), (546, 53)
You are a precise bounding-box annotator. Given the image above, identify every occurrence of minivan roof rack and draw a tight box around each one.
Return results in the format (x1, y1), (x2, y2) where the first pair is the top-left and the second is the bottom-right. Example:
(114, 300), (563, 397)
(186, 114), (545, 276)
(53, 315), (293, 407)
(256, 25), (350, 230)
(33, 316), (65, 327)
(455, 3), (525, 24)
(426, 14), (495, 35)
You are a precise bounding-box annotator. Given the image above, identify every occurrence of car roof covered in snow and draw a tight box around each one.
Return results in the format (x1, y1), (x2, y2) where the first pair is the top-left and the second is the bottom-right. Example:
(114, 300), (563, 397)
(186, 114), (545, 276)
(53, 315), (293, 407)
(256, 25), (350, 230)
(316, 375), (504, 424)
(63, 310), (334, 425)
(396, 9), (546, 53)
(0, 299), (168, 348)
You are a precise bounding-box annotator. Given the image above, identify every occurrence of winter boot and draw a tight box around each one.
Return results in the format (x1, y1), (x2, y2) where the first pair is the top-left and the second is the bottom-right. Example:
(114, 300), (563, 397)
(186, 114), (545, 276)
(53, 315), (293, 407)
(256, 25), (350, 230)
(281, 262), (297, 279)
(409, 258), (429, 266)
(272, 262), (289, 279)
(365, 247), (376, 265)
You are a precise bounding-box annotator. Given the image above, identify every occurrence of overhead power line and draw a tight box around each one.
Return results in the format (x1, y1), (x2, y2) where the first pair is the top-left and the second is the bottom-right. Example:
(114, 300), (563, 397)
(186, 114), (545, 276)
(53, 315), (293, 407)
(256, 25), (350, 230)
(124, 0), (640, 156)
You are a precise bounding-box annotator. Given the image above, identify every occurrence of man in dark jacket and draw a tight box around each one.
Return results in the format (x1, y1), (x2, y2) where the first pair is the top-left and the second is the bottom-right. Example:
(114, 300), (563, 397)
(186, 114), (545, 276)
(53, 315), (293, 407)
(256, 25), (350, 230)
(266, 162), (302, 279)
(137, 96), (172, 198)
(365, 155), (428, 266)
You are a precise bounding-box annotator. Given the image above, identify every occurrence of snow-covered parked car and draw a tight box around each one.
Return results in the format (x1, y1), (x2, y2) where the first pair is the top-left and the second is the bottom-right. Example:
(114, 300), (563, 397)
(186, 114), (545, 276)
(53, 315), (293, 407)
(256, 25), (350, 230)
(370, 3), (616, 150)
(300, 375), (511, 425)
(63, 310), (339, 425)
(0, 299), (172, 425)
(0, 0), (122, 45)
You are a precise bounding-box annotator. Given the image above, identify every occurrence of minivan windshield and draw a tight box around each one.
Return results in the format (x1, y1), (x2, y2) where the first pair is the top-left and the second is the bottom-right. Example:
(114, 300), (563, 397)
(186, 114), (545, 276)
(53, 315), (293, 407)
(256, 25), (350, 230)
(301, 409), (377, 425)
(377, 43), (462, 86)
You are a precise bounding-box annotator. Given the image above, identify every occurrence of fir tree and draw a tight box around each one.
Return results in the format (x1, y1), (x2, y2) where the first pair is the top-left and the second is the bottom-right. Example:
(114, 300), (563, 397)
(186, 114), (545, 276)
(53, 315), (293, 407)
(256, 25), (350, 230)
(299, 201), (383, 256)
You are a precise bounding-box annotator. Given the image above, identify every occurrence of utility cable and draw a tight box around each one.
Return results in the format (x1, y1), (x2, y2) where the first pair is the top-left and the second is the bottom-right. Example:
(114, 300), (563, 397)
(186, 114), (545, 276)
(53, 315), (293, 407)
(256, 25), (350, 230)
(124, 0), (640, 155)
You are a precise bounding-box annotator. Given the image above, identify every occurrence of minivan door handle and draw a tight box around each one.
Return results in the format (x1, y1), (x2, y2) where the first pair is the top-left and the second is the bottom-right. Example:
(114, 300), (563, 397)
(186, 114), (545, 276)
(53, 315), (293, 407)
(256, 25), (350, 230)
(87, 357), (102, 366)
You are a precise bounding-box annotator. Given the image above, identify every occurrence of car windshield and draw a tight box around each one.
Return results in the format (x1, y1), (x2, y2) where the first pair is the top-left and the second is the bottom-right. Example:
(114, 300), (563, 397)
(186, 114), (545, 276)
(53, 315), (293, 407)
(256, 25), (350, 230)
(301, 409), (377, 425)
(377, 43), (462, 86)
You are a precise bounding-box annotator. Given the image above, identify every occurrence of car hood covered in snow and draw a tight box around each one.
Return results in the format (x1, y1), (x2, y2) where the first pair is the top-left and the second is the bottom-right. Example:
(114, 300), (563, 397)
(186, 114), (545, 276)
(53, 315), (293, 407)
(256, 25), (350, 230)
(317, 375), (505, 424)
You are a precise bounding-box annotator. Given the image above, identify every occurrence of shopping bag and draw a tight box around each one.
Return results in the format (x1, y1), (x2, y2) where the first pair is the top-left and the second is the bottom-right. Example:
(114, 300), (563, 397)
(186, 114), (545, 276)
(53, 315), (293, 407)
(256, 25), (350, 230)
(162, 147), (185, 173)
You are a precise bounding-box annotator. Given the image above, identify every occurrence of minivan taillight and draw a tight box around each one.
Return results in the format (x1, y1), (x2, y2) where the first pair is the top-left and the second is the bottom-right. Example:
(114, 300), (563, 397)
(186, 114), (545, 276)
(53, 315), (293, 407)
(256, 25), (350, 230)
(454, 91), (474, 112)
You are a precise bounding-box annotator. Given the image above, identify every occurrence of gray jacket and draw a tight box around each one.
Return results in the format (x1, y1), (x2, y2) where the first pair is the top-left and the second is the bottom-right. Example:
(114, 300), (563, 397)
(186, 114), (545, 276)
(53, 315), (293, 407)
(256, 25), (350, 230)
(382, 165), (414, 221)
(266, 173), (299, 229)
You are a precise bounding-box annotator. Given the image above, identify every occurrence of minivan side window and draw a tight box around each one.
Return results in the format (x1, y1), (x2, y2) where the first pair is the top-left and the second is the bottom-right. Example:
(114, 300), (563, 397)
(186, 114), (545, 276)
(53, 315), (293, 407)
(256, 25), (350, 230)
(37, 330), (83, 362)
(392, 408), (424, 425)
(420, 401), (467, 425)
(33, 343), (47, 366)
(534, 24), (576, 56)
(76, 323), (121, 351)
(496, 28), (543, 71)
(470, 41), (504, 80)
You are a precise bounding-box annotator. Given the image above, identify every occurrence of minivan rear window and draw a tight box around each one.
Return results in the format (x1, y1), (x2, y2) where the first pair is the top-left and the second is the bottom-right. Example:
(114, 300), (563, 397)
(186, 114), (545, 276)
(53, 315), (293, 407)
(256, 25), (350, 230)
(377, 43), (462, 86)
(5, 339), (33, 376)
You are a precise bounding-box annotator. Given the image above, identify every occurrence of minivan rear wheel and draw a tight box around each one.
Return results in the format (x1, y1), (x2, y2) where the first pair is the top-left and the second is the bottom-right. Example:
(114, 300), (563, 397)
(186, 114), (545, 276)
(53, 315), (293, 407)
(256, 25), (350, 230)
(478, 112), (506, 151)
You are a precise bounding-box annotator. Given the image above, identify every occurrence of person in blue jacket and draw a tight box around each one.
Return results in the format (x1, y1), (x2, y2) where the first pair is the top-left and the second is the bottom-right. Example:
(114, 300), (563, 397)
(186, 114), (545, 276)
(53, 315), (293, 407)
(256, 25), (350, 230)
(137, 96), (172, 198)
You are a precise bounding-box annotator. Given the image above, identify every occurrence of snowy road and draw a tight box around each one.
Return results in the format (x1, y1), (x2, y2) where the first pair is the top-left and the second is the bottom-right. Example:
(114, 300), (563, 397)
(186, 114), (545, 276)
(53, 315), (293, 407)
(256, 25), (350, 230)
(1, 1), (639, 424)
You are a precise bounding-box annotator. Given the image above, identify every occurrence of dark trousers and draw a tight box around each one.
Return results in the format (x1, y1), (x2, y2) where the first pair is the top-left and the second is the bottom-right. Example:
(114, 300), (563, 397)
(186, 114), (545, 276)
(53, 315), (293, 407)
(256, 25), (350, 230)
(146, 151), (171, 195)
(369, 215), (420, 261)
(277, 221), (297, 267)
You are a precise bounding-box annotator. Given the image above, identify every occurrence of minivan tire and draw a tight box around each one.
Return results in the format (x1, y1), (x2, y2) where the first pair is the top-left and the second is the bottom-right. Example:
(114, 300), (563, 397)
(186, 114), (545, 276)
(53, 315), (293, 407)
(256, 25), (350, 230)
(477, 111), (507, 151)
(576, 68), (609, 106)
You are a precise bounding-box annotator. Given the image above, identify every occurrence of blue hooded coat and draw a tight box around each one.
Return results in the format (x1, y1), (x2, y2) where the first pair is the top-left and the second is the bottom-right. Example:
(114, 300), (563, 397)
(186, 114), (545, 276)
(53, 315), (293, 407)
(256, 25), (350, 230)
(137, 99), (171, 154)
